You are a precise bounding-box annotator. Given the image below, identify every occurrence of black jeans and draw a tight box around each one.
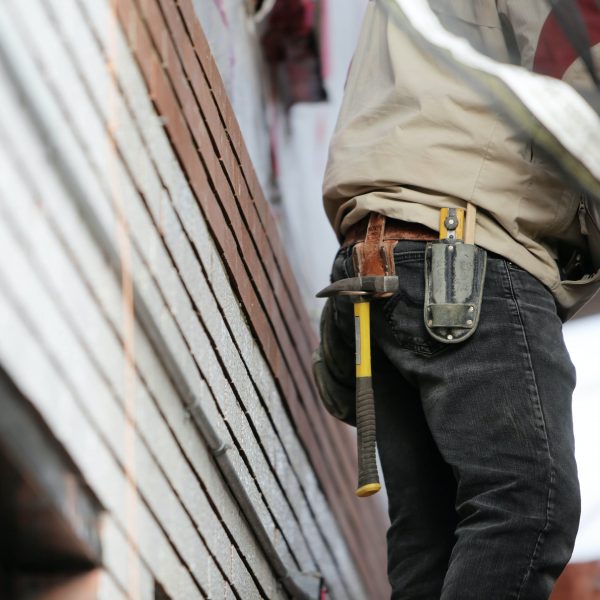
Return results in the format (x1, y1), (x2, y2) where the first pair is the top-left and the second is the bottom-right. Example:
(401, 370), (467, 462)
(328, 241), (580, 599)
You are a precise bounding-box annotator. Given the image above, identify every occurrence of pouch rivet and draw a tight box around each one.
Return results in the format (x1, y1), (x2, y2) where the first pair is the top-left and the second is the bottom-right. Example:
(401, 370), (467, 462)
(467, 319), (473, 326)
(428, 320), (433, 327)
(448, 245), (454, 252)
(447, 334), (454, 340)
(468, 306), (474, 313)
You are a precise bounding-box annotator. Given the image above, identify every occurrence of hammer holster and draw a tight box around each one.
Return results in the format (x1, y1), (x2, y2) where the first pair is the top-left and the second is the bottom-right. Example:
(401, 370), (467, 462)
(351, 213), (397, 277)
(423, 205), (487, 344)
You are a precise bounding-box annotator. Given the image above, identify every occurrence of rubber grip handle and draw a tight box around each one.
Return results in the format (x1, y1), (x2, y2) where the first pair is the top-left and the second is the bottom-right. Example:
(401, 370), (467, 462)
(355, 376), (381, 497)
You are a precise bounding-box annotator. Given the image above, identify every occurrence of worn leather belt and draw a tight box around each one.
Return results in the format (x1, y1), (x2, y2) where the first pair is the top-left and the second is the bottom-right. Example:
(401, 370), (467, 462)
(342, 214), (438, 248)
(343, 213), (437, 278)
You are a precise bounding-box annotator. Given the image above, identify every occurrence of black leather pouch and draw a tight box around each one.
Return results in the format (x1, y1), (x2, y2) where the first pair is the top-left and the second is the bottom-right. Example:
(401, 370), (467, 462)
(424, 241), (487, 344)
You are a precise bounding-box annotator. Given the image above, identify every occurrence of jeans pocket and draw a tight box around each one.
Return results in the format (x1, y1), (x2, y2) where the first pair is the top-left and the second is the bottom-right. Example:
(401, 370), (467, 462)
(505, 261), (558, 312)
(383, 258), (448, 357)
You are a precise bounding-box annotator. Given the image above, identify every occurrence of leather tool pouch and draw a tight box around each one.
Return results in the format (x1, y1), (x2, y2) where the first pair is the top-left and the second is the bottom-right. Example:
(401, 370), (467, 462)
(424, 242), (487, 344)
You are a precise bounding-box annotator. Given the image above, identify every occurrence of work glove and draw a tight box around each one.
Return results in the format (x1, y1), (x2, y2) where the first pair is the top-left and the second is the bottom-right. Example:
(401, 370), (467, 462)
(312, 298), (356, 426)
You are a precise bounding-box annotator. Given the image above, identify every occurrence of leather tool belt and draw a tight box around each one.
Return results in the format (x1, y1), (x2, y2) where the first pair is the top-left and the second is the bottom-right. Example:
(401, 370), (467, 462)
(343, 213), (437, 277)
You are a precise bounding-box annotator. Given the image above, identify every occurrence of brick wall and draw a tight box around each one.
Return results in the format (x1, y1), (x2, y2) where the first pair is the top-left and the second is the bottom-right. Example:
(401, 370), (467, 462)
(192, 0), (273, 200)
(551, 562), (600, 600)
(0, 0), (389, 598)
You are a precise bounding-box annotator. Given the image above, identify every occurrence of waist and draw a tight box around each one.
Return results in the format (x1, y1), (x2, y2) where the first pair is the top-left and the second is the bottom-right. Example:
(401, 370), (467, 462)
(342, 215), (438, 247)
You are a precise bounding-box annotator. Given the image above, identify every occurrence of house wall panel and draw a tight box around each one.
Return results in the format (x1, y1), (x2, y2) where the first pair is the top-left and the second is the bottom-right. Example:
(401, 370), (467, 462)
(0, 0), (390, 597)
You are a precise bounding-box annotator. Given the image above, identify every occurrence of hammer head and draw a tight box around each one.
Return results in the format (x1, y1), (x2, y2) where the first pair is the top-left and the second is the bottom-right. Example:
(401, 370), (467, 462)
(316, 276), (399, 298)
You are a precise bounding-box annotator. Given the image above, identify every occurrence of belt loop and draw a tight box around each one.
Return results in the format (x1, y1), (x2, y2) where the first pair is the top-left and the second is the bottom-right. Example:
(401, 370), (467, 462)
(364, 212), (386, 251)
(352, 213), (396, 277)
(465, 202), (477, 245)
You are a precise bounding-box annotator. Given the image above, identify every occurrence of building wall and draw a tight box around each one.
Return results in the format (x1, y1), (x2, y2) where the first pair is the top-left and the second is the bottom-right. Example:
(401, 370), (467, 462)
(194, 0), (370, 324)
(192, 0), (273, 200)
(269, 0), (370, 323)
(0, 0), (390, 599)
(550, 561), (600, 600)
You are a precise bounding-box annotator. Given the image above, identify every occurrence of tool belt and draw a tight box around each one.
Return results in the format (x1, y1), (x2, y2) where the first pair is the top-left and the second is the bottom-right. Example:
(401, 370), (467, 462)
(314, 208), (486, 497)
(343, 214), (437, 278)
(344, 210), (487, 344)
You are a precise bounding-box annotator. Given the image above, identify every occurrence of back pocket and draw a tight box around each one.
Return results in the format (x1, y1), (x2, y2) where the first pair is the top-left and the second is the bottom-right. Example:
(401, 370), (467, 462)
(383, 258), (448, 357)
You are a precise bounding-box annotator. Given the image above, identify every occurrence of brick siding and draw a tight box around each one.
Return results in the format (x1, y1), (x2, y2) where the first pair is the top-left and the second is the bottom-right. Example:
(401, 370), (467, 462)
(0, 0), (389, 598)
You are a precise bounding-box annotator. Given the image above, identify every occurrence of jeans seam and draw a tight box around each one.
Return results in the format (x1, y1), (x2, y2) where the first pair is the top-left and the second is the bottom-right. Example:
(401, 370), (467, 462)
(503, 262), (555, 600)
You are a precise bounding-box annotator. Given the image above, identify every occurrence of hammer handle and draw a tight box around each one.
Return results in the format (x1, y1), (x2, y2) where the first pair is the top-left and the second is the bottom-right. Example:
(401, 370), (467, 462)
(356, 377), (380, 497)
(354, 300), (381, 497)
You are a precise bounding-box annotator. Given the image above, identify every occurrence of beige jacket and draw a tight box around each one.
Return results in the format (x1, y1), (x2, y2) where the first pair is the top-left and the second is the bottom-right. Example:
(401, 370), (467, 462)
(323, 0), (600, 320)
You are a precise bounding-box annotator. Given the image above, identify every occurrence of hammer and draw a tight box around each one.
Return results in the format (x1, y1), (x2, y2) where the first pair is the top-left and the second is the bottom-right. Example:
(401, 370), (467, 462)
(317, 276), (398, 497)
